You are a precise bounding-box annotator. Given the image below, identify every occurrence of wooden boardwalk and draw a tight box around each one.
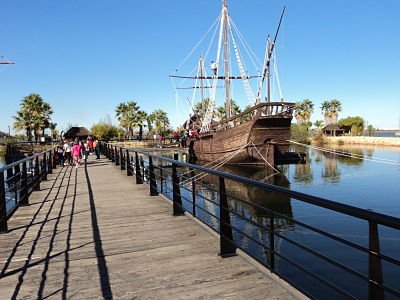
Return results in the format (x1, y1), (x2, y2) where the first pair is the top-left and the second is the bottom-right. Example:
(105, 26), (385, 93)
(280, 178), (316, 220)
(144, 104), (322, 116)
(0, 157), (305, 299)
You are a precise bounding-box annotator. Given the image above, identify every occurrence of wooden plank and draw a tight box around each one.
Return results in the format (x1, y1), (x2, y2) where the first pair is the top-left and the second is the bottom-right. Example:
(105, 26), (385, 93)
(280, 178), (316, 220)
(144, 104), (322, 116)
(0, 157), (306, 299)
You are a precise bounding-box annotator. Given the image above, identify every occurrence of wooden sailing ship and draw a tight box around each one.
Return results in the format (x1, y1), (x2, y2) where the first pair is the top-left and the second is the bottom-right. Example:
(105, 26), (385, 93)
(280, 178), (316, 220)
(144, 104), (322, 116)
(172, 1), (302, 165)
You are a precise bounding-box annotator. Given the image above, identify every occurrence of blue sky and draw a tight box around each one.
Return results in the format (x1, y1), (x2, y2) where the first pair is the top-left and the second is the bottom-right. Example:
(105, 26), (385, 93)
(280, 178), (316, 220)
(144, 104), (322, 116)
(1, 0), (399, 135)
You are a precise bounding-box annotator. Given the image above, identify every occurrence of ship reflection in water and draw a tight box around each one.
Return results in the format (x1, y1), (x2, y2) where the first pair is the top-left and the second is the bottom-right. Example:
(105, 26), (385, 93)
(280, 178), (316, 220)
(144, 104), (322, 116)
(194, 163), (294, 264)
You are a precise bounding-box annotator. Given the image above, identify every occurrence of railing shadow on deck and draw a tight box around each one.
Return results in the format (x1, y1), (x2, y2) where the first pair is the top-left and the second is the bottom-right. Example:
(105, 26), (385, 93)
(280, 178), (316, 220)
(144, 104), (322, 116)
(0, 158), (113, 299)
(100, 141), (400, 300)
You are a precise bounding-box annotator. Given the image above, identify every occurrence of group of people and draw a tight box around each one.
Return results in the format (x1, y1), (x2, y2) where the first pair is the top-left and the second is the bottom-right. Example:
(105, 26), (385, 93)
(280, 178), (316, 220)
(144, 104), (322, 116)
(172, 129), (199, 148)
(56, 136), (100, 168)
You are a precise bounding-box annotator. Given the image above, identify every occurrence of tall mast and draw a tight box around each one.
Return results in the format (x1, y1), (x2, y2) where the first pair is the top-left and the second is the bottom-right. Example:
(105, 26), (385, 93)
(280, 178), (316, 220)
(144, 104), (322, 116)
(223, 0), (231, 119)
(266, 35), (271, 102)
(199, 56), (205, 115)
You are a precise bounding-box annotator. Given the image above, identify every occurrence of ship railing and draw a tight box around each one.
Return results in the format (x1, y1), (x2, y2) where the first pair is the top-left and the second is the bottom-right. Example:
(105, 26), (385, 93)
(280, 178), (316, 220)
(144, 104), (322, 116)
(100, 141), (400, 300)
(0, 147), (57, 233)
(210, 102), (295, 132)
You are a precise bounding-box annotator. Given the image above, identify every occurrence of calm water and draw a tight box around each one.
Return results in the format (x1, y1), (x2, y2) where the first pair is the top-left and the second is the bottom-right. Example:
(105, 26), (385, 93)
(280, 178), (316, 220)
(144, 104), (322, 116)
(159, 144), (400, 299)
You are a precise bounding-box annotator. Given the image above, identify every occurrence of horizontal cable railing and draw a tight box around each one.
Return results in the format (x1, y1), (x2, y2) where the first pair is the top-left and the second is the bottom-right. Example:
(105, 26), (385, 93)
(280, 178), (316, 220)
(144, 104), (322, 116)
(101, 142), (400, 299)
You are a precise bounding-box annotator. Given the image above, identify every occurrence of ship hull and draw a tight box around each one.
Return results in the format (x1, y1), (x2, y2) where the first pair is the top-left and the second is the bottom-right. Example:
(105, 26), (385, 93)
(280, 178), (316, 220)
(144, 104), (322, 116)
(193, 115), (292, 165)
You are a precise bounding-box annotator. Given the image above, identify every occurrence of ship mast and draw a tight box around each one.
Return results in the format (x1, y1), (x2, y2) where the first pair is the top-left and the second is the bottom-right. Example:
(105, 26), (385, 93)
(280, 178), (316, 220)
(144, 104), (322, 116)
(223, 0), (231, 119)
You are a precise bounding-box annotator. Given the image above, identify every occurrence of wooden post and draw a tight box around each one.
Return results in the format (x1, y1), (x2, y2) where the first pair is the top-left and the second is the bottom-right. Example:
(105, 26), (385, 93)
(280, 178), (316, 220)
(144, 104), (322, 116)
(368, 221), (384, 299)
(172, 154), (184, 216)
(149, 156), (158, 196)
(219, 176), (236, 257)
(0, 172), (8, 233)
(135, 152), (143, 184)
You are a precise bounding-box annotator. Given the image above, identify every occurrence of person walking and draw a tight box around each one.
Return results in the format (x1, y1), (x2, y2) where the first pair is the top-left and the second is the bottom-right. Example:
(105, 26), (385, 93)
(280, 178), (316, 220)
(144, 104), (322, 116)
(63, 140), (72, 166)
(71, 140), (82, 168)
(94, 139), (100, 159)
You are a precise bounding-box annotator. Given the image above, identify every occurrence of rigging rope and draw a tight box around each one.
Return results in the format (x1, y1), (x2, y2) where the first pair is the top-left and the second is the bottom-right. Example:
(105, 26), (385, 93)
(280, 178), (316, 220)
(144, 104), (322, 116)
(173, 13), (221, 73)
(228, 16), (255, 105)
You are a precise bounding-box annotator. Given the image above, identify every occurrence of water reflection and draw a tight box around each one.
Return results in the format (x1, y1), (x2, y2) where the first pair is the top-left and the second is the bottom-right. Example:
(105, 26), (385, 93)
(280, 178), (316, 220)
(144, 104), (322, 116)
(198, 164), (294, 231)
(322, 152), (341, 183)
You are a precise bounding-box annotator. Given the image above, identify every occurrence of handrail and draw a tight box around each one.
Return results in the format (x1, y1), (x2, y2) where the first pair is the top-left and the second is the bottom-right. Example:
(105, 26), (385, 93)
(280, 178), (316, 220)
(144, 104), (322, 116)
(100, 141), (400, 299)
(0, 147), (56, 172)
(117, 145), (400, 230)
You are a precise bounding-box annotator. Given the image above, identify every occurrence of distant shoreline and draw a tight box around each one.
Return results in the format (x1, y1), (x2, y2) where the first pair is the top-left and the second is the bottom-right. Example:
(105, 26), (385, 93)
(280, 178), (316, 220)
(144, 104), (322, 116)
(317, 136), (400, 147)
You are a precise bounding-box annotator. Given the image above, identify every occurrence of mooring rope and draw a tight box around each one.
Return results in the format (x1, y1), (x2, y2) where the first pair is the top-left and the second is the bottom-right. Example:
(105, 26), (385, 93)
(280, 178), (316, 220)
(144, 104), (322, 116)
(249, 141), (280, 173)
(180, 140), (253, 185)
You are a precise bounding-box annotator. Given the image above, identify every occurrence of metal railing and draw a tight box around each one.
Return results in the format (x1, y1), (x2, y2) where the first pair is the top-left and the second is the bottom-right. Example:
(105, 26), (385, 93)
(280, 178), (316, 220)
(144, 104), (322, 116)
(0, 148), (57, 232)
(102, 142), (400, 299)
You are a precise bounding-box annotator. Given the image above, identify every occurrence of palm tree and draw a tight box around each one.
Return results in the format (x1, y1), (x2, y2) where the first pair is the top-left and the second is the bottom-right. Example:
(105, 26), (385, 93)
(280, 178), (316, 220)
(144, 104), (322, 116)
(13, 93), (53, 142)
(294, 99), (314, 125)
(149, 109), (170, 136)
(135, 110), (147, 141)
(321, 99), (342, 125)
(49, 122), (58, 140)
(115, 101), (140, 138)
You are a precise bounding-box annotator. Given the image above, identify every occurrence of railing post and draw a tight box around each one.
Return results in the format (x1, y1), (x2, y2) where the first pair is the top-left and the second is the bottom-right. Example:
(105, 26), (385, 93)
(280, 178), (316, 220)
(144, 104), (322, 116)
(219, 176), (236, 257)
(120, 148), (125, 170)
(172, 154), (184, 216)
(20, 161), (29, 206)
(34, 156), (40, 191)
(111, 145), (115, 162)
(0, 172), (8, 233)
(368, 221), (384, 299)
(48, 150), (53, 174)
(149, 156), (158, 196)
(160, 165), (163, 193)
(269, 211), (275, 271)
(43, 153), (48, 181)
(191, 169), (196, 217)
(52, 148), (57, 169)
(115, 146), (119, 166)
(135, 152), (143, 184)
(126, 149), (132, 176)
(140, 157), (145, 182)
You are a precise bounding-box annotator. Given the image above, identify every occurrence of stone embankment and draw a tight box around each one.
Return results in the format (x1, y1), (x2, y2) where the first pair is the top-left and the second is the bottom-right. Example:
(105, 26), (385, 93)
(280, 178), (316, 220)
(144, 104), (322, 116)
(322, 136), (400, 147)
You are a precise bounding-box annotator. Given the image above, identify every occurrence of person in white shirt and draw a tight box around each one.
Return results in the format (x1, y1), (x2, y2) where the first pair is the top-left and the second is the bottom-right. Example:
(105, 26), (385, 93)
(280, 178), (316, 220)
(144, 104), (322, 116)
(63, 140), (72, 166)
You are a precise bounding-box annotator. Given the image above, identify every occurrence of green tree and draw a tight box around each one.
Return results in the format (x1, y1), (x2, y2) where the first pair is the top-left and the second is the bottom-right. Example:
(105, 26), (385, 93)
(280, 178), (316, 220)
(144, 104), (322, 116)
(149, 109), (170, 136)
(115, 101), (136, 138)
(91, 121), (119, 141)
(320, 99), (342, 125)
(49, 122), (59, 140)
(294, 99), (314, 125)
(13, 93), (53, 142)
(338, 116), (364, 136)
(314, 120), (324, 129)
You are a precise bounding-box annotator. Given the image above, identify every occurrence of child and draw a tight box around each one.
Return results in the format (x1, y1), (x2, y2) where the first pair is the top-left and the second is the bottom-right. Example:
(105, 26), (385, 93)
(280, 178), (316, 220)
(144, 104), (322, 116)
(71, 140), (82, 168)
